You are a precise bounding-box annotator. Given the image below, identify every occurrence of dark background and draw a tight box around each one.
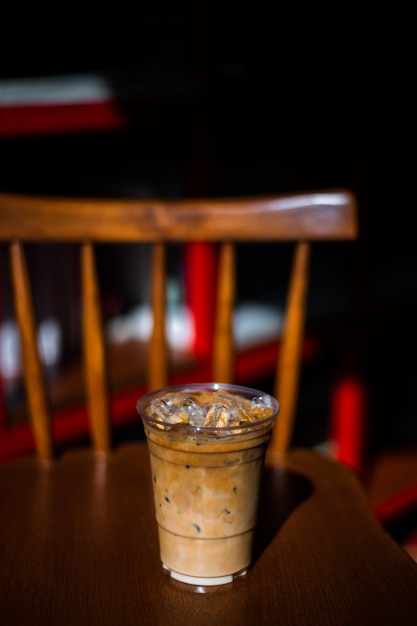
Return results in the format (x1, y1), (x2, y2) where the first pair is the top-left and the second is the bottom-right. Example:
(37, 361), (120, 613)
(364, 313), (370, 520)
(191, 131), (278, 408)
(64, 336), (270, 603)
(0, 4), (415, 453)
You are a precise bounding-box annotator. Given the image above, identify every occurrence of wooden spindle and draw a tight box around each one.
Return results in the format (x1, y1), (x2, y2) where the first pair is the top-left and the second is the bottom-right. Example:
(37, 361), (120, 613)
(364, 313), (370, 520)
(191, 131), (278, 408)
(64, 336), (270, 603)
(269, 242), (311, 455)
(212, 242), (236, 383)
(149, 243), (168, 390)
(10, 241), (54, 459)
(81, 242), (111, 452)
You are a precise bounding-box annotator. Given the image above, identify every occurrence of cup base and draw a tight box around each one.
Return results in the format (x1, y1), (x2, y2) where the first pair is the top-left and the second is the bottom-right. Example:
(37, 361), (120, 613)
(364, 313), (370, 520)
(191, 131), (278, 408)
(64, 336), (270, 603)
(163, 563), (247, 586)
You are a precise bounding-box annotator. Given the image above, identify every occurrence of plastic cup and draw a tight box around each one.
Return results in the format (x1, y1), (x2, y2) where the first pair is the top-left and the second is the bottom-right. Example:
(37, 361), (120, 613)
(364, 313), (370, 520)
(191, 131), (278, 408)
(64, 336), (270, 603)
(136, 383), (279, 587)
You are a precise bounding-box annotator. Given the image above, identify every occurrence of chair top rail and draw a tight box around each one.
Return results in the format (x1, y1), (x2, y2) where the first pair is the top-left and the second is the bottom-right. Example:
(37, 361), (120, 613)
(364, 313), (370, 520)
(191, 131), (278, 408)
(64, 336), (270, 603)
(0, 189), (357, 242)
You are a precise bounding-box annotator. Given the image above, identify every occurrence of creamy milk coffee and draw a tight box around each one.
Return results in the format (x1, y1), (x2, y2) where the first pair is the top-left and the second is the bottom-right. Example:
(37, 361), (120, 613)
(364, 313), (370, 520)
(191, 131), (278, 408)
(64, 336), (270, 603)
(137, 383), (279, 586)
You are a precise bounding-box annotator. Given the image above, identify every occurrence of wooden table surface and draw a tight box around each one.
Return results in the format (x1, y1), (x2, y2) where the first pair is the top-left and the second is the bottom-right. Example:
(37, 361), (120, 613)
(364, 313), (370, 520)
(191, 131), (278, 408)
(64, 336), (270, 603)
(1, 443), (417, 626)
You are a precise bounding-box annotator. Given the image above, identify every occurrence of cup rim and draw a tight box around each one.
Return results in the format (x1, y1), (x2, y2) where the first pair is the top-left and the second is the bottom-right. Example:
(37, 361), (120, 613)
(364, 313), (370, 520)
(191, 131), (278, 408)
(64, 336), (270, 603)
(136, 382), (280, 434)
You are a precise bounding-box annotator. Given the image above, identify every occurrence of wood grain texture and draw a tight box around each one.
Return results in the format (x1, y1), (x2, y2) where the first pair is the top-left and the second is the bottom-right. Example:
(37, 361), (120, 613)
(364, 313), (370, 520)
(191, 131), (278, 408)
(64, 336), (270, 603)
(0, 190), (358, 242)
(0, 446), (416, 626)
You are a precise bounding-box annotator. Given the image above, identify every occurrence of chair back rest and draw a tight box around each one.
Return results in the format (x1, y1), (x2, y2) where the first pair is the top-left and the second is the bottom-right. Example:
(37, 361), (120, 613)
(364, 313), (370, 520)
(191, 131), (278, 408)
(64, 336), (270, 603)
(0, 190), (358, 459)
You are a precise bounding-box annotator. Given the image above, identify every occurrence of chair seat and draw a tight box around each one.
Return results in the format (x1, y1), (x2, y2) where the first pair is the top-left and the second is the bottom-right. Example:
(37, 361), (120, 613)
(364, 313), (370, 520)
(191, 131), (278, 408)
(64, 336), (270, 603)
(1, 446), (417, 626)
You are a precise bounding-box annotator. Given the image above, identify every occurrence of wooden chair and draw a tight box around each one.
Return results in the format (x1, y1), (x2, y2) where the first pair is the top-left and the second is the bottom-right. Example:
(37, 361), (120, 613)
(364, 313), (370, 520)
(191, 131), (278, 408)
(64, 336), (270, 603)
(1, 189), (417, 625)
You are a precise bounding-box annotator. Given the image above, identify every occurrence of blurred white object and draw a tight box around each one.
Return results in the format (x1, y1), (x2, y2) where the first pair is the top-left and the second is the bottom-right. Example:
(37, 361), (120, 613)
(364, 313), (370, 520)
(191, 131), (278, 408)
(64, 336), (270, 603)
(234, 303), (283, 348)
(0, 321), (21, 378)
(38, 318), (62, 368)
(107, 304), (195, 351)
(107, 301), (283, 352)
(0, 317), (62, 379)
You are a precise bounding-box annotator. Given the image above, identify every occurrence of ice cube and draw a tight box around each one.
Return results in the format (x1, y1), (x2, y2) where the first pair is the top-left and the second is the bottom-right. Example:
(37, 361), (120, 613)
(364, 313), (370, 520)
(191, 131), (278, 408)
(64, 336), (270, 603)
(181, 397), (205, 426)
(251, 394), (275, 419)
(149, 398), (174, 422)
(203, 403), (230, 427)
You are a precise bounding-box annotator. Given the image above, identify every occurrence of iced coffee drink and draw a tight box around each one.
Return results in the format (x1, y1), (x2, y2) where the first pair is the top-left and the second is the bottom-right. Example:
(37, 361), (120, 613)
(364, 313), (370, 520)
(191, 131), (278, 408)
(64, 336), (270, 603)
(136, 383), (279, 586)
